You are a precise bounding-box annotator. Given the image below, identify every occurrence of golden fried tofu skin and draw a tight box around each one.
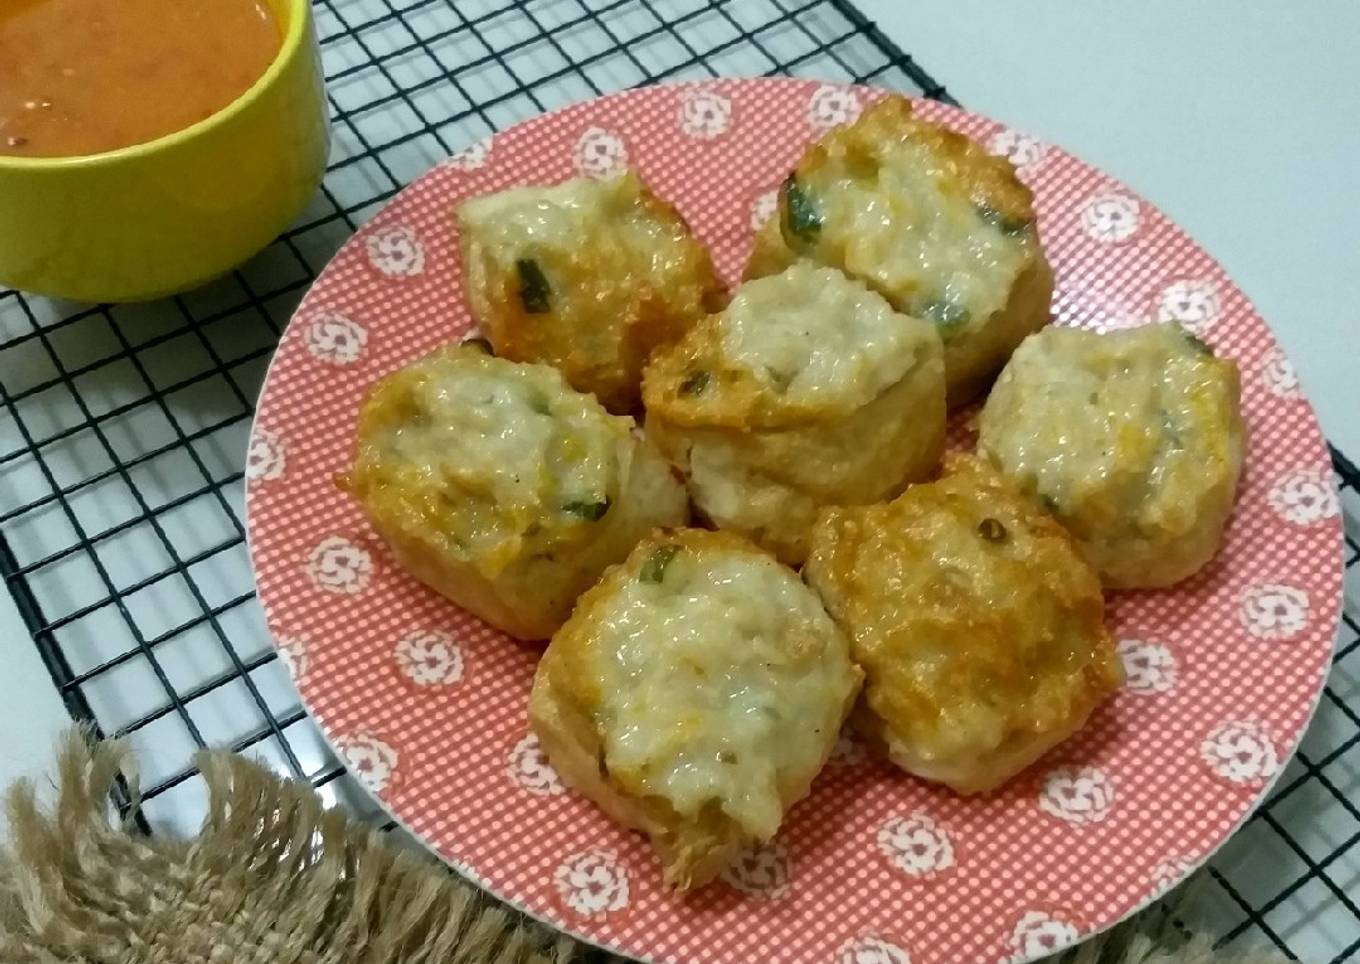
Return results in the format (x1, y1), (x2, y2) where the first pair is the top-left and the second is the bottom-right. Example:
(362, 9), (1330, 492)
(457, 170), (725, 413)
(746, 95), (1053, 406)
(340, 344), (687, 640)
(804, 455), (1122, 795)
(529, 529), (861, 890)
(978, 322), (1245, 589)
(642, 262), (945, 564)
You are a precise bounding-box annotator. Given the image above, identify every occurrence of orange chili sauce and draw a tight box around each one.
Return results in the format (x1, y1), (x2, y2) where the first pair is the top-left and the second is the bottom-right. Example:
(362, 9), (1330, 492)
(0, 0), (281, 158)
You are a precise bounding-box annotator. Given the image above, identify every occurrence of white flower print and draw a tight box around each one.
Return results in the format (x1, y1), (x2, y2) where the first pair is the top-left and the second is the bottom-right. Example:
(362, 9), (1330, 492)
(554, 850), (629, 916)
(828, 730), (868, 766)
(1118, 639), (1177, 695)
(720, 840), (792, 898)
(750, 189), (779, 231)
(1093, 308), (1151, 333)
(507, 733), (564, 796)
(394, 629), (464, 686)
(808, 84), (861, 129)
(1201, 720), (1278, 784)
(1268, 467), (1339, 526)
(1239, 583), (1309, 640)
(1149, 856), (1195, 900)
(335, 733), (398, 793)
(306, 536), (372, 595)
(275, 636), (307, 682)
(877, 812), (954, 876)
(305, 312), (367, 365)
(444, 136), (491, 171)
(838, 936), (913, 964)
(245, 428), (285, 481)
(1007, 911), (1080, 962)
(573, 127), (627, 179)
(365, 226), (425, 277)
(1039, 766), (1115, 825)
(1157, 279), (1221, 331)
(678, 87), (731, 139)
(989, 128), (1047, 170)
(1261, 347), (1301, 399)
(1081, 191), (1140, 243)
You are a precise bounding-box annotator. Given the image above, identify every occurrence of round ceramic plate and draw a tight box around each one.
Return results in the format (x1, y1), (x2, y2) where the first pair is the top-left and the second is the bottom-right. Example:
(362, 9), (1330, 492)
(246, 78), (1343, 964)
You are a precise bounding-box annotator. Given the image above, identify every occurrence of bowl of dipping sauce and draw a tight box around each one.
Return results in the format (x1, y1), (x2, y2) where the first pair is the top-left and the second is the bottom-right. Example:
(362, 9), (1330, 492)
(0, 0), (328, 303)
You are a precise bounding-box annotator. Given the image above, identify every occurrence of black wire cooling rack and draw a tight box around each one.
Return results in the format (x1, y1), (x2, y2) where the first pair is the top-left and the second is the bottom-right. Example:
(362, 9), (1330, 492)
(0, 1), (1357, 960)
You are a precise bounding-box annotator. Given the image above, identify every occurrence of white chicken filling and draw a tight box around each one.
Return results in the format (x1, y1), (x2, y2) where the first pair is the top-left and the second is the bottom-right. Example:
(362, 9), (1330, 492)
(587, 545), (853, 840)
(981, 323), (1232, 529)
(373, 353), (623, 561)
(718, 262), (930, 408)
(458, 175), (694, 299)
(793, 139), (1031, 339)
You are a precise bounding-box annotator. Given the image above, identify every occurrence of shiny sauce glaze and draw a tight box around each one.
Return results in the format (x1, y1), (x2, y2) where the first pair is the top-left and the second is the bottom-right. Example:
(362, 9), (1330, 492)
(0, 0), (280, 158)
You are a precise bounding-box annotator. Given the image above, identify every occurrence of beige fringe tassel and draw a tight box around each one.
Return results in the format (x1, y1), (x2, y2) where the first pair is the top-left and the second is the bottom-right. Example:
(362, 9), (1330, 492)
(0, 729), (1286, 964)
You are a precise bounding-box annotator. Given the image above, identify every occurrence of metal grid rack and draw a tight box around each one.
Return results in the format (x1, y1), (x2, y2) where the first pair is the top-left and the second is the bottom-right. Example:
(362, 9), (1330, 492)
(0, 1), (1355, 960)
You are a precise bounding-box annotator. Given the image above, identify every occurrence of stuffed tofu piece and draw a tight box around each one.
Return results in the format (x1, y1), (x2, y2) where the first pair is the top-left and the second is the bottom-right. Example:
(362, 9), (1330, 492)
(978, 322), (1246, 588)
(457, 170), (725, 413)
(643, 262), (946, 564)
(340, 344), (688, 640)
(804, 455), (1122, 795)
(747, 96), (1053, 406)
(530, 529), (862, 890)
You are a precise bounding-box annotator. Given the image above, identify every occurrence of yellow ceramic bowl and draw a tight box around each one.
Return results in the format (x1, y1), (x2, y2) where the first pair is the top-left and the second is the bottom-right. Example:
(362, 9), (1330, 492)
(0, 0), (329, 303)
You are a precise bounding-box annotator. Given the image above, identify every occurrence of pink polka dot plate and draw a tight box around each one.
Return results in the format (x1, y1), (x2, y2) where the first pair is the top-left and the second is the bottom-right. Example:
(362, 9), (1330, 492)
(246, 78), (1343, 964)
